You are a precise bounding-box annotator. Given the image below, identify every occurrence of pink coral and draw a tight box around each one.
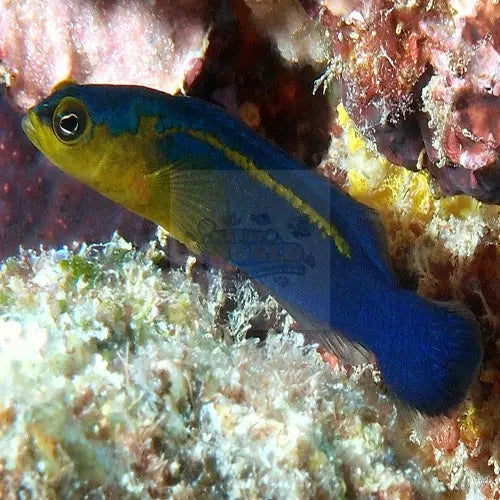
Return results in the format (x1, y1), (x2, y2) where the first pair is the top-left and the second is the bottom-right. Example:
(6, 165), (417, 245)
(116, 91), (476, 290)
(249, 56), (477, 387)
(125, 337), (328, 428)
(306, 0), (500, 202)
(0, 0), (211, 110)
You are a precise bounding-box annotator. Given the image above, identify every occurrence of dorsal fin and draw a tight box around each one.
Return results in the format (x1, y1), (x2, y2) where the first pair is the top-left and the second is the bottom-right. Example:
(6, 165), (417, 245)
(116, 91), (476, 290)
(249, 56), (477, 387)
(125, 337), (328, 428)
(336, 191), (399, 286)
(51, 79), (78, 93)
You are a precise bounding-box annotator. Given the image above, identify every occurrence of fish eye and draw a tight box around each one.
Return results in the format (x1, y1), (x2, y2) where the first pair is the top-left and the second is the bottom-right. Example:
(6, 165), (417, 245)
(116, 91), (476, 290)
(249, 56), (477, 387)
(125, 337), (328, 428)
(52, 98), (89, 144)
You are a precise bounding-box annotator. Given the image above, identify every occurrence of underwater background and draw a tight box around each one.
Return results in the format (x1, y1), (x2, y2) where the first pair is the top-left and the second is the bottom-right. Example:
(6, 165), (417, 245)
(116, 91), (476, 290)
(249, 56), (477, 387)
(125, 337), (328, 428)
(0, 0), (499, 498)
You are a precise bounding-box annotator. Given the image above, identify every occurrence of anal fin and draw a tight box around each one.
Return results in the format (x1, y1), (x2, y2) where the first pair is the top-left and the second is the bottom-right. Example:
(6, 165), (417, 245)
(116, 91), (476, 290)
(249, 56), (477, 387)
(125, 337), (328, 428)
(255, 280), (371, 365)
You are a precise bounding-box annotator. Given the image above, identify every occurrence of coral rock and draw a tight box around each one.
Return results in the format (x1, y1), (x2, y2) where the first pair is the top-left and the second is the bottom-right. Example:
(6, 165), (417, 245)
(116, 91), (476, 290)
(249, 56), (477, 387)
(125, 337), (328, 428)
(307, 0), (500, 202)
(0, 0), (211, 110)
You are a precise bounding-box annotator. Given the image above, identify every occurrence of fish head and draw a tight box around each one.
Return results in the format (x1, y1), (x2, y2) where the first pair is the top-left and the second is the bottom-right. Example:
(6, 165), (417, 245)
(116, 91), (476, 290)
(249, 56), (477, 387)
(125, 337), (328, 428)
(22, 83), (98, 184)
(22, 83), (165, 209)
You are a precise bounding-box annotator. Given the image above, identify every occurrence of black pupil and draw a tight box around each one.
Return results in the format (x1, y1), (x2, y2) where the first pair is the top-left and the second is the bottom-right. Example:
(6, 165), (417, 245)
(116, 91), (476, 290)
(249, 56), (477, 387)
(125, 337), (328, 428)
(60, 113), (79, 135)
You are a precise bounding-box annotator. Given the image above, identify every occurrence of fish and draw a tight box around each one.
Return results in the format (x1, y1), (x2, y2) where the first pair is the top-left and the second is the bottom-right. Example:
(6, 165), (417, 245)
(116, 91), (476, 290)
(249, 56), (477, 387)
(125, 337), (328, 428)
(22, 82), (483, 415)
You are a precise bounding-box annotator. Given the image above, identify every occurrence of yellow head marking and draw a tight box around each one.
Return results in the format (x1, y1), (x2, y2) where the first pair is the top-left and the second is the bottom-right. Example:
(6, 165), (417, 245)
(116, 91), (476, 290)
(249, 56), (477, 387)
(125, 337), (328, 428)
(22, 96), (92, 172)
(62, 115), (161, 214)
(23, 101), (161, 216)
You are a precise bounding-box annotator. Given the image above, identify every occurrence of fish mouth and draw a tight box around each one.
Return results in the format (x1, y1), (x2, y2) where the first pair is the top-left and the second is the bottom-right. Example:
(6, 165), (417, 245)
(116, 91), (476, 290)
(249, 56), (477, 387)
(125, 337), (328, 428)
(21, 111), (41, 149)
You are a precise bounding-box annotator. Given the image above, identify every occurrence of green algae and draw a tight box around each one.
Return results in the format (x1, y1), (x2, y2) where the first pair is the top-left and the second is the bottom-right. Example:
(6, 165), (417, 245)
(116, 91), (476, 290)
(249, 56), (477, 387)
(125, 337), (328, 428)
(60, 255), (102, 286)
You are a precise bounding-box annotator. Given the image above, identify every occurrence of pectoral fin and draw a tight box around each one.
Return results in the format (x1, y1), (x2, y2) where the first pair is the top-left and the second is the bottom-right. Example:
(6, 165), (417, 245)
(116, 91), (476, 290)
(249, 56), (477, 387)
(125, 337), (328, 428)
(146, 158), (230, 257)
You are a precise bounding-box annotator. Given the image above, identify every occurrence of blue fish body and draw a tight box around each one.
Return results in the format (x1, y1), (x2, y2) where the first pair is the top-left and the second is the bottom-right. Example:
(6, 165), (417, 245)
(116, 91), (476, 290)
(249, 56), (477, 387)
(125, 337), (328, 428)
(25, 84), (483, 414)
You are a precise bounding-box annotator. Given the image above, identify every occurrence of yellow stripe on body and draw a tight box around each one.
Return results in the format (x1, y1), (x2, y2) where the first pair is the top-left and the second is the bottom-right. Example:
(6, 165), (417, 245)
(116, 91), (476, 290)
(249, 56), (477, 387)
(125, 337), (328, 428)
(164, 127), (351, 259)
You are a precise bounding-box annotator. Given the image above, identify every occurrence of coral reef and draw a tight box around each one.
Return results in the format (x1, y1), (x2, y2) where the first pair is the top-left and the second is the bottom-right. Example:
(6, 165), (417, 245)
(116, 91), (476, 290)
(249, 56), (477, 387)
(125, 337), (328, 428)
(0, 235), (481, 498)
(191, 0), (334, 166)
(0, 0), (211, 109)
(306, 0), (500, 202)
(321, 104), (500, 496)
(327, 104), (500, 333)
(0, 0), (499, 496)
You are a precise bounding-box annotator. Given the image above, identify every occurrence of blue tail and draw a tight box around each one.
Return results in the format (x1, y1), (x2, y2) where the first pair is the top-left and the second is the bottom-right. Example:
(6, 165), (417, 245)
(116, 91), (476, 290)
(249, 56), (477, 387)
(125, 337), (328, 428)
(373, 290), (483, 415)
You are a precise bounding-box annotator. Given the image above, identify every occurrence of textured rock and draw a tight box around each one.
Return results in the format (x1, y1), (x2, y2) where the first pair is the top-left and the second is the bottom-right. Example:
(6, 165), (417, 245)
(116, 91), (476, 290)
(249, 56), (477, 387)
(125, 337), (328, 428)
(0, 236), (461, 498)
(307, 0), (500, 202)
(0, 0), (211, 110)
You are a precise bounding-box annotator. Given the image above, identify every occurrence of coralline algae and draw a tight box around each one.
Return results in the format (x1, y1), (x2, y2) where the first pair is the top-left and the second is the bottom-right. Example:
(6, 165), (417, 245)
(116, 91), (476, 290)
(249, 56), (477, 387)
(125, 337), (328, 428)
(0, 0), (211, 110)
(0, 234), (471, 498)
(307, 0), (500, 202)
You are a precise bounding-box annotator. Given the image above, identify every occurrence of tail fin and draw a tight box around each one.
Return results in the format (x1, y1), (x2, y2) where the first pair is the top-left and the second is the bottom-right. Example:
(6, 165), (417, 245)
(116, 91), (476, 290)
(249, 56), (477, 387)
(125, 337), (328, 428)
(374, 290), (483, 415)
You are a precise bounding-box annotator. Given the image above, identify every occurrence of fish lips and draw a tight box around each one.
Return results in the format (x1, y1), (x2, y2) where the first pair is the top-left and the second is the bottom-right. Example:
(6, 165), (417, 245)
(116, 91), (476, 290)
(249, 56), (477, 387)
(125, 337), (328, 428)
(22, 110), (42, 150)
